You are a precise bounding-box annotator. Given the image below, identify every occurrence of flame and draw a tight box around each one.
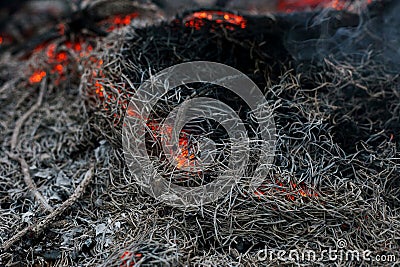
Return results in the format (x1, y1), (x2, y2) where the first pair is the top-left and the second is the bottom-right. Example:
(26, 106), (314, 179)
(94, 81), (104, 97)
(184, 11), (247, 30)
(54, 64), (63, 73)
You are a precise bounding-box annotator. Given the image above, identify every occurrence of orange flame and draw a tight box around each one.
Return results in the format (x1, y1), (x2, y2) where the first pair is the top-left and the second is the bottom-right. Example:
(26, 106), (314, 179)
(28, 39), (96, 85)
(132, 119), (196, 170)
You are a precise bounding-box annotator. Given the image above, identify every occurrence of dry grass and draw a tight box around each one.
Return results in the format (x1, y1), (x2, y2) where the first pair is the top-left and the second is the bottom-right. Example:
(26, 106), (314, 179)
(1, 1), (399, 266)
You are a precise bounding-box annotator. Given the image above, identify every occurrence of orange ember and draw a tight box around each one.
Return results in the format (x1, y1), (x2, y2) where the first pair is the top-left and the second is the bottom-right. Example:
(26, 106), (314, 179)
(28, 38), (96, 85)
(46, 43), (56, 58)
(94, 81), (104, 97)
(106, 12), (138, 32)
(120, 251), (142, 267)
(56, 51), (67, 61)
(144, 121), (196, 170)
(29, 71), (46, 84)
(25, 11), (139, 88)
(0, 34), (12, 46)
(54, 64), (63, 73)
(255, 181), (318, 201)
(184, 11), (246, 30)
(175, 134), (197, 169)
(91, 58), (105, 98)
(277, 0), (374, 12)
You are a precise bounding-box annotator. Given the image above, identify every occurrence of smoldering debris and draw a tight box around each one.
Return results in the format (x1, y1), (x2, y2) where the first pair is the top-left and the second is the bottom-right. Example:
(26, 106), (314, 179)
(0, 0), (399, 266)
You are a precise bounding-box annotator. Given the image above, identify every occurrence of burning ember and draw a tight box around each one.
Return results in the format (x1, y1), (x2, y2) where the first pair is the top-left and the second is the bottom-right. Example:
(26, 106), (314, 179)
(184, 11), (246, 30)
(120, 251), (142, 267)
(146, 120), (198, 170)
(28, 70), (46, 84)
(14, 10), (138, 86)
(100, 12), (139, 32)
(27, 40), (94, 85)
(255, 181), (319, 201)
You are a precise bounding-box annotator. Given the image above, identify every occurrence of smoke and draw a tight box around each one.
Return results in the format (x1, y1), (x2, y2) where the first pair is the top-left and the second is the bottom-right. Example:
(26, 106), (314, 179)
(282, 0), (400, 73)
(379, 0), (400, 72)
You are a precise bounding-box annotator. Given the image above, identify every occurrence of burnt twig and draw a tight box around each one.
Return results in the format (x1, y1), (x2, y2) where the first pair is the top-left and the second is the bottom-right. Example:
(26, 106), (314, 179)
(6, 152), (54, 213)
(10, 78), (46, 150)
(1, 166), (95, 251)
